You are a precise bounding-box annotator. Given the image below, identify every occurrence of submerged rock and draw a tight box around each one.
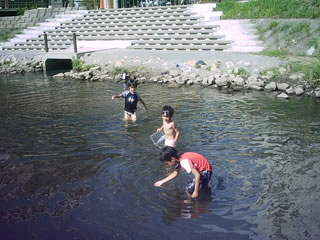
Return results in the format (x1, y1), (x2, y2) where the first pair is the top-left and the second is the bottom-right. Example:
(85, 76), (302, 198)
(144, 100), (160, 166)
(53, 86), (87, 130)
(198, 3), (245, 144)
(277, 92), (289, 99)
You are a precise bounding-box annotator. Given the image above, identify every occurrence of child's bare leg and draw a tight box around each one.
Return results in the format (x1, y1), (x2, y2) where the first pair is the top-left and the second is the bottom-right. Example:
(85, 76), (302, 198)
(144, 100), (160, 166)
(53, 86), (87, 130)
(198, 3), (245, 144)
(131, 112), (137, 122)
(124, 112), (130, 121)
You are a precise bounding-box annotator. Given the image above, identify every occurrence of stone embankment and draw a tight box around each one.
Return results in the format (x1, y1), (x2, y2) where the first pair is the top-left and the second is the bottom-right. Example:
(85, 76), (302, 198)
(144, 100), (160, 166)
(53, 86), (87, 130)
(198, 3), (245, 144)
(0, 54), (43, 74)
(1, 53), (320, 98)
(57, 54), (320, 99)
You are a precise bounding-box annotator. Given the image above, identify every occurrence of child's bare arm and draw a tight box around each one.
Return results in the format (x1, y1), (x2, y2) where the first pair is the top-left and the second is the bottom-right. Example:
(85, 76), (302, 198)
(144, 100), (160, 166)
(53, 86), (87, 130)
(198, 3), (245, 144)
(154, 169), (179, 187)
(111, 93), (122, 99)
(173, 122), (180, 143)
(140, 99), (148, 111)
(191, 168), (200, 198)
(157, 125), (164, 132)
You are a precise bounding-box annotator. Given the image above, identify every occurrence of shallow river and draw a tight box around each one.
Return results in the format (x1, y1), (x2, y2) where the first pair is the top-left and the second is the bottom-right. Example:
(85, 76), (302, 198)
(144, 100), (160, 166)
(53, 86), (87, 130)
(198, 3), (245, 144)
(0, 73), (319, 240)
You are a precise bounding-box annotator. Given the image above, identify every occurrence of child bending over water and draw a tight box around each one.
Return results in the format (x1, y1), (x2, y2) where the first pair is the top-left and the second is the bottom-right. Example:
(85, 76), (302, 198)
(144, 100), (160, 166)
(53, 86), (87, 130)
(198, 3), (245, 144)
(154, 146), (213, 199)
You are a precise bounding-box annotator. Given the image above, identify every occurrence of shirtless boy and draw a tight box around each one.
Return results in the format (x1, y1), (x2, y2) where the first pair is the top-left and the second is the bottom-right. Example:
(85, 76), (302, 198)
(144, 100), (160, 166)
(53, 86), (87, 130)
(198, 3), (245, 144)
(157, 105), (179, 147)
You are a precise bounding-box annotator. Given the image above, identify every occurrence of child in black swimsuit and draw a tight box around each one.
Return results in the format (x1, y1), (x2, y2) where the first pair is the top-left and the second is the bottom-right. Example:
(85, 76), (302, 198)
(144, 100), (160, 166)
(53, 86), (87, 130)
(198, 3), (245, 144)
(112, 79), (147, 122)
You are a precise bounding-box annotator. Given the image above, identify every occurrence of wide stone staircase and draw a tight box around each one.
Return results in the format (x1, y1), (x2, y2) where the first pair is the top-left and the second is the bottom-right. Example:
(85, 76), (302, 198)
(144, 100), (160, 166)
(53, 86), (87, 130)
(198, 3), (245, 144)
(2, 4), (233, 52)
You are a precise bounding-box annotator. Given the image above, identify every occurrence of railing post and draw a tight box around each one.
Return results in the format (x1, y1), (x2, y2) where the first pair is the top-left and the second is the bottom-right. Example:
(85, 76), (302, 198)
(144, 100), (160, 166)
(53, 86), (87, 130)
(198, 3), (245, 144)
(44, 33), (49, 53)
(73, 33), (78, 53)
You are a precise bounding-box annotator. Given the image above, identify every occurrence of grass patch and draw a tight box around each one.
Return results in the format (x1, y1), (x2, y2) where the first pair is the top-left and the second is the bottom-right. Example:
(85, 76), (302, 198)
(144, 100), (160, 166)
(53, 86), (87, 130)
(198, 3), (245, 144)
(279, 23), (292, 32)
(233, 67), (250, 77)
(110, 66), (131, 76)
(307, 37), (319, 49)
(256, 24), (265, 40)
(216, 0), (320, 19)
(289, 23), (311, 36)
(0, 32), (9, 41)
(258, 49), (289, 58)
(290, 61), (320, 86)
(0, 60), (12, 66)
(267, 21), (281, 35)
(267, 21), (279, 31)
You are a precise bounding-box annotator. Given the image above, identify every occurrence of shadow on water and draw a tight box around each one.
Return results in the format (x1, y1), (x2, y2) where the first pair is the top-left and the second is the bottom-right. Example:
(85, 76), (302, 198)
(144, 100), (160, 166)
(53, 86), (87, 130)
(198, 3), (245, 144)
(0, 73), (320, 240)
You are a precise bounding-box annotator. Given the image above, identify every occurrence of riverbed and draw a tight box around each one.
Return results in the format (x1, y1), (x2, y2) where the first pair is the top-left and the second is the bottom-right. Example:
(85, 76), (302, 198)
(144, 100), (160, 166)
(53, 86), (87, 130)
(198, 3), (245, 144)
(0, 73), (319, 240)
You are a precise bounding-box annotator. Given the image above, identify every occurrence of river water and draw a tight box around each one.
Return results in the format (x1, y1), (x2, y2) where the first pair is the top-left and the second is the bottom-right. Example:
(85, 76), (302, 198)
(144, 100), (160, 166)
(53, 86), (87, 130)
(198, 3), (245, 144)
(0, 73), (319, 240)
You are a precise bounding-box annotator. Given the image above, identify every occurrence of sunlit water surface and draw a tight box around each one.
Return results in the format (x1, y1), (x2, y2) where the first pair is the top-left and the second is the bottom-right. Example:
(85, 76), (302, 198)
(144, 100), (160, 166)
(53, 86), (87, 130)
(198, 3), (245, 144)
(0, 73), (319, 240)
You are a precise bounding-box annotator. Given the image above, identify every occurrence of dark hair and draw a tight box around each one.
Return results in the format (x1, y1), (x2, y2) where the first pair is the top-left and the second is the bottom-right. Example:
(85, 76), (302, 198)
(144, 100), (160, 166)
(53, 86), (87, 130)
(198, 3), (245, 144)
(127, 79), (137, 88)
(161, 105), (174, 118)
(159, 146), (179, 162)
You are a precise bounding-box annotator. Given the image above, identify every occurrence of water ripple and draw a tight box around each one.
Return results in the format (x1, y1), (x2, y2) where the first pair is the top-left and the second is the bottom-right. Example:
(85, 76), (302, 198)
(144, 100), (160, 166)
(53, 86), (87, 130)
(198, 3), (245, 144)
(0, 74), (319, 239)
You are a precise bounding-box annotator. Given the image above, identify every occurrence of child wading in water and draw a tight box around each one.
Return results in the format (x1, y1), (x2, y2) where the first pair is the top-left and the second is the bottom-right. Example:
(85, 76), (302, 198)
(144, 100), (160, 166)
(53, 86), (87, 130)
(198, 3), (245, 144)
(112, 79), (147, 122)
(154, 146), (213, 199)
(157, 106), (179, 147)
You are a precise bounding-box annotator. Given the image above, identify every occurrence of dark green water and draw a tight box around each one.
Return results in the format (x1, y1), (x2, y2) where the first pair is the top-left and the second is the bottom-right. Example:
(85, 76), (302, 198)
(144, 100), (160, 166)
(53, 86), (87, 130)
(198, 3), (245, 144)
(0, 73), (319, 240)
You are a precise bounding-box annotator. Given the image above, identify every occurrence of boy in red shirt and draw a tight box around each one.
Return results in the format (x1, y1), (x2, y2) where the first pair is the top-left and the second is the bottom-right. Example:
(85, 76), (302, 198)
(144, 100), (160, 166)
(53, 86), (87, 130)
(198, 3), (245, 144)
(154, 146), (212, 198)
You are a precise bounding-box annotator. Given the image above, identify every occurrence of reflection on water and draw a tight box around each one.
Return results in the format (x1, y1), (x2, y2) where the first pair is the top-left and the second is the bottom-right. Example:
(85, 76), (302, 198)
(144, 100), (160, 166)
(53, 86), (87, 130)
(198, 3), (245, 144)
(0, 73), (320, 240)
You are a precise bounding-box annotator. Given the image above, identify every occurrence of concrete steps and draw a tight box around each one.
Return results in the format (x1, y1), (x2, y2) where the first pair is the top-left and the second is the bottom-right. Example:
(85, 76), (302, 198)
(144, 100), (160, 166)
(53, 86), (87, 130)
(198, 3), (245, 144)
(130, 39), (232, 51)
(127, 45), (228, 51)
(58, 18), (202, 28)
(1, 10), (88, 50)
(2, 4), (233, 52)
(63, 16), (200, 24)
(1, 4), (264, 53)
(212, 19), (264, 52)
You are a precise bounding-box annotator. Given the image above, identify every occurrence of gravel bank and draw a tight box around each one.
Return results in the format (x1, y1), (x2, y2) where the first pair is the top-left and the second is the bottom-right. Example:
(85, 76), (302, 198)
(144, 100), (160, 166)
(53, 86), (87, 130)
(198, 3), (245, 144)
(83, 49), (286, 74)
(0, 48), (286, 75)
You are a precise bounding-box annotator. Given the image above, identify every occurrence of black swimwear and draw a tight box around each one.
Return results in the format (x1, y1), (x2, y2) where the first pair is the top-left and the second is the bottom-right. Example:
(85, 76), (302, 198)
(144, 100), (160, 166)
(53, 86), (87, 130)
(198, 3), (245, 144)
(121, 90), (141, 114)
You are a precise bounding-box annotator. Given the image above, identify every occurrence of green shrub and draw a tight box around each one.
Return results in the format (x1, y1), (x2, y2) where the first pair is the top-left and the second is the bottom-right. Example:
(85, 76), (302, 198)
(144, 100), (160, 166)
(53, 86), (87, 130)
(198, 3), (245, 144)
(17, 7), (27, 16)
(290, 61), (320, 86)
(72, 58), (85, 72)
(72, 58), (95, 72)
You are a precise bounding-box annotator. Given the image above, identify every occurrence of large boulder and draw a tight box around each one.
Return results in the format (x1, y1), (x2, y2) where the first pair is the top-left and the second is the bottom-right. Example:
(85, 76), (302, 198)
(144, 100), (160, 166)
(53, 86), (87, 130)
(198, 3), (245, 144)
(277, 83), (289, 91)
(215, 76), (229, 87)
(265, 82), (277, 91)
(294, 86), (304, 95)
